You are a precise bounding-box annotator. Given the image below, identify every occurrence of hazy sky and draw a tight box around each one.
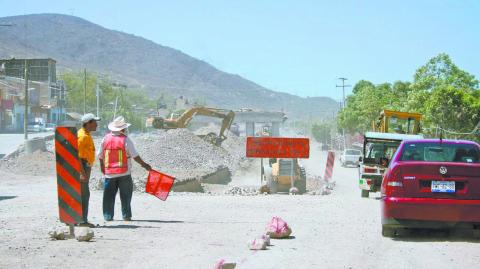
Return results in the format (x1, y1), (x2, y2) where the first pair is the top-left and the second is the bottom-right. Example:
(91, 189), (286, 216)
(1, 0), (479, 99)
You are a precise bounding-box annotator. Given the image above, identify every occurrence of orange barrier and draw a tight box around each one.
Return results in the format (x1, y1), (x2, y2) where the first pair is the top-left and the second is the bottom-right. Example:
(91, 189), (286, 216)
(55, 127), (83, 224)
(323, 150), (335, 181)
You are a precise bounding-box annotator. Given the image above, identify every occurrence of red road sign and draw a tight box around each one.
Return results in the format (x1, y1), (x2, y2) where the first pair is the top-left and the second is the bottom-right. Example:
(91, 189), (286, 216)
(55, 127), (83, 225)
(246, 137), (310, 158)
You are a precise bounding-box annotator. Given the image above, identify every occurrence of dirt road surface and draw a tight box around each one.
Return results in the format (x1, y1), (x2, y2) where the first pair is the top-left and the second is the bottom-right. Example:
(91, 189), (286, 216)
(2, 146), (480, 268)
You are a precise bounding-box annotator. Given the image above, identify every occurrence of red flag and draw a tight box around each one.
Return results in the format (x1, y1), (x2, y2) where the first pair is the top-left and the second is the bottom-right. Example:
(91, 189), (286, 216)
(145, 170), (175, 201)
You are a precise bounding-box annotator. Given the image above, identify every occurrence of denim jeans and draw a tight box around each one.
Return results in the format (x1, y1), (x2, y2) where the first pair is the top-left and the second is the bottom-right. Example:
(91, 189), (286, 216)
(80, 159), (91, 223)
(103, 175), (133, 220)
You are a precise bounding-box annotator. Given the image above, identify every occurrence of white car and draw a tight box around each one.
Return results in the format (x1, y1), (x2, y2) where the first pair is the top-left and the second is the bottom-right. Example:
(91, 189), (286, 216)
(45, 123), (56, 132)
(340, 149), (362, 167)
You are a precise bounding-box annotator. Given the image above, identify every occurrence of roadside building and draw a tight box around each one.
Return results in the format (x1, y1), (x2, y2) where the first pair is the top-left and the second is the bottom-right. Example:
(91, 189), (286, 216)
(0, 58), (65, 132)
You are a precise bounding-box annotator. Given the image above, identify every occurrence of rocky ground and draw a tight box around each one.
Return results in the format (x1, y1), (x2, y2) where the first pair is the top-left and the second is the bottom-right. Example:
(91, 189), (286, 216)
(2, 148), (479, 269)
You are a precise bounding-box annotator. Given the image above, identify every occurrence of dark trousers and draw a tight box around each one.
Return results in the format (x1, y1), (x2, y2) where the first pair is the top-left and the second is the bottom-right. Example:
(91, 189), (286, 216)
(80, 159), (91, 223)
(103, 175), (133, 220)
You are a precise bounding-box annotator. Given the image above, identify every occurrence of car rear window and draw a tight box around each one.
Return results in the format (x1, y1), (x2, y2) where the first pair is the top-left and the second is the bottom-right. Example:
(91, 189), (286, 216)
(400, 142), (480, 163)
(366, 143), (399, 159)
(346, 150), (361, 155)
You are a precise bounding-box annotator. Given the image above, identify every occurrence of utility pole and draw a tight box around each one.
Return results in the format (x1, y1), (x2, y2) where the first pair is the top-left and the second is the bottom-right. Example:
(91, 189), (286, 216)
(84, 68), (87, 114)
(96, 83), (100, 117)
(336, 77), (351, 110)
(336, 78), (351, 150)
(24, 59), (29, 140)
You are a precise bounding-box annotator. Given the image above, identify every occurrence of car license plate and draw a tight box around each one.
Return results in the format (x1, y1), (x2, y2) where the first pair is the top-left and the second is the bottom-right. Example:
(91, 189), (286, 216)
(431, 181), (455, 193)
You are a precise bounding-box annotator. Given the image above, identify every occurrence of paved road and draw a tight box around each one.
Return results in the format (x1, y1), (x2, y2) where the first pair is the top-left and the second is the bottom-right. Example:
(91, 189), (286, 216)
(1, 146), (480, 268)
(0, 132), (53, 156)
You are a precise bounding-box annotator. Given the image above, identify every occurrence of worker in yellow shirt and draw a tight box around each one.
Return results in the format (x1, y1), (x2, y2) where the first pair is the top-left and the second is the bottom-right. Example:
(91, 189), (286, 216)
(78, 113), (100, 227)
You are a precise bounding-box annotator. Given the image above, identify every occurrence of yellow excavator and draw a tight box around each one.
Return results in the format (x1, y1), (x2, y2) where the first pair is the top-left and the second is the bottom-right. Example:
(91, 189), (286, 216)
(372, 109), (422, 135)
(145, 107), (235, 146)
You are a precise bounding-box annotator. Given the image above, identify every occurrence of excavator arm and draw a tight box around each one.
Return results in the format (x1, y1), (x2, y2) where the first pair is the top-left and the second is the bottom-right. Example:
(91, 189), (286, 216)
(146, 107), (235, 146)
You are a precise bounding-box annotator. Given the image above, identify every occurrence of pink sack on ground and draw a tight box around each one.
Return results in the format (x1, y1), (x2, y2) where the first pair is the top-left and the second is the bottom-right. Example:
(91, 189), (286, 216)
(265, 216), (292, 239)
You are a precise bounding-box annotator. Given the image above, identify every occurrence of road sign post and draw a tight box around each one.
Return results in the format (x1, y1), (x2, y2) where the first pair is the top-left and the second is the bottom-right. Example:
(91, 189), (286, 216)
(246, 137), (310, 189)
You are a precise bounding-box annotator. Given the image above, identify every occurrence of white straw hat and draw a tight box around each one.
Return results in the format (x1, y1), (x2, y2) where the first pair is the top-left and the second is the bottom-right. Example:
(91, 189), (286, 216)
(108, 116), (131, 131)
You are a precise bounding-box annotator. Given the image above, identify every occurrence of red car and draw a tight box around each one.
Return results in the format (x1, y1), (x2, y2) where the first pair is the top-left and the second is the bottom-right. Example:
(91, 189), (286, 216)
(381, 139), (480, 237)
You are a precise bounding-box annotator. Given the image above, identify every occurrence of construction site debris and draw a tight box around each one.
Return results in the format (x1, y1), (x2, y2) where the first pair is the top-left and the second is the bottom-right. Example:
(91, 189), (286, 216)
(0, 148), (55, 176)
(0, 128), (248, 193)
(214, 259), (237, 269)
(224, 186), (259, 196)
(248, 238), (268, 250)
(75, 227), (94, 242)
(48, 228), (67, 240)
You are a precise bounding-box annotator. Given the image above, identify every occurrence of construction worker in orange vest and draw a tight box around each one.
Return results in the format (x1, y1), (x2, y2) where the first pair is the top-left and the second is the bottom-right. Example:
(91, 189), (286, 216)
(98, 116), (151, 221)
(78, 113), (100, 228)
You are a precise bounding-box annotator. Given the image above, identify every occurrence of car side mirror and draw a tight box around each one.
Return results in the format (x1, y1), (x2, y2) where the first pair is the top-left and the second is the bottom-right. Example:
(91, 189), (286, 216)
(359, 156), (363, 162)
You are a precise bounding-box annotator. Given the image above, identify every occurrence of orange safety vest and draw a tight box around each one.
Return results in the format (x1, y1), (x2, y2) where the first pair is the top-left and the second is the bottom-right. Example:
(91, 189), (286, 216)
(103, 133), (128, 174)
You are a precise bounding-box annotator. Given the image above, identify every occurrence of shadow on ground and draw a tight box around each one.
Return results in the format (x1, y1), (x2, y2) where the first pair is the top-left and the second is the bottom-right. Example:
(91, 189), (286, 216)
(132, 219), (184, 224)
(391, 229), (480, 243)
(0, 196), (17, 201)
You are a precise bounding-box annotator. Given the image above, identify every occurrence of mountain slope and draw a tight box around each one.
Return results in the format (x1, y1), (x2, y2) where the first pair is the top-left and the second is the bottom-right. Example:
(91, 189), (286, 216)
(0, 14), (338, 118)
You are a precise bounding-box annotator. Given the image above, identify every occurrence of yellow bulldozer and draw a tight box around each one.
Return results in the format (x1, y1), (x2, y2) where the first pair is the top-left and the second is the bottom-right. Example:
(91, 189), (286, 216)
(146, 107), (235, 146)
(262, 158), (307, 194)
(372, 109), (422, 135)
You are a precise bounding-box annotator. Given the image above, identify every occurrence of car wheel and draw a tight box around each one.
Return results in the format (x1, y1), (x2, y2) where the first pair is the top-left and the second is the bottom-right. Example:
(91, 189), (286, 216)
(361, 190), (369, 198)
(473, 229), (480, 239)
(295, 167), (307, 194)
(382, 226), (396, 237)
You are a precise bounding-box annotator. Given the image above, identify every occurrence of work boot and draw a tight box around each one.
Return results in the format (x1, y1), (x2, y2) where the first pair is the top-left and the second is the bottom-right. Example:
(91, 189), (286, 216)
(78, 222), (96, 228)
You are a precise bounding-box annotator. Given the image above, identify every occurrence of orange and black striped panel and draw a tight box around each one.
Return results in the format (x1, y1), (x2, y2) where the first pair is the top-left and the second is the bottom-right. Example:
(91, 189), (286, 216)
(55, 127), (82, 224)
(323, 150), (335, 180)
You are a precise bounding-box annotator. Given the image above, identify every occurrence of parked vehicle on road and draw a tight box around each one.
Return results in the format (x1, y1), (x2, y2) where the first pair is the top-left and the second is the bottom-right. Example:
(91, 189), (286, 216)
(340, 149), (362, 167)
(44, 123), (56, 132)
(359, 132), (423, 198)
(27, 122), (45, 132)
(381, 139), (480, 237)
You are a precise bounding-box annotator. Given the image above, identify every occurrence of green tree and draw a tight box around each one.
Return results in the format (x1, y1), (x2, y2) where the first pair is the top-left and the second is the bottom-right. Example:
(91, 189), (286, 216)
(60, 71), (157, 131)
(338, 53), (480, 140)
(311, 122), (332, 144)
(408, 53), (480, 137)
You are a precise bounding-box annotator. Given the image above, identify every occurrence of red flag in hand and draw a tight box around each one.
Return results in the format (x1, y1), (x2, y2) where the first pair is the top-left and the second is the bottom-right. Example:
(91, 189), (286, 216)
(146, 170), (175, 201)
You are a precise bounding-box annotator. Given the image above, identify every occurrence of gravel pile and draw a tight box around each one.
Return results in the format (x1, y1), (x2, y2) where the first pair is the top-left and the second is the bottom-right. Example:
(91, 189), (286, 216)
(224, 186), (259, 196)
(0, 128), (248, 194)
(89, 128), (246, 191)
(0, 146), (56, 176)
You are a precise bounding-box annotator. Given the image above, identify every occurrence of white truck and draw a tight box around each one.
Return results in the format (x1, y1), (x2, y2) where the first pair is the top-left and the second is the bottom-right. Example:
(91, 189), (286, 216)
(359, 132), (424, 198)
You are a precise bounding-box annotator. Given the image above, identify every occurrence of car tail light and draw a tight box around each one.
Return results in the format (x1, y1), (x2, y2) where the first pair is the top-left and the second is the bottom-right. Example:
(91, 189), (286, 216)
(382, 167), (404, 197)
(363, 167), (377, 174)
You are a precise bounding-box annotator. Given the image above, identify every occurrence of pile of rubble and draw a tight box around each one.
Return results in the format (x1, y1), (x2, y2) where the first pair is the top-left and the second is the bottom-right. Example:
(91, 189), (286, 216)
(0, 128), (248, 194)
(0, 146), (56, 177)
(224, 186), (259, 196)
(306, 175), (333, 195)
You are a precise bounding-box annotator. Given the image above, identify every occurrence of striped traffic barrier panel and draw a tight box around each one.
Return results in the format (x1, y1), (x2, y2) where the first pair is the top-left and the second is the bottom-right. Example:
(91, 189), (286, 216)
(55, 126), (83, 225)
(323, 150), (335, 181)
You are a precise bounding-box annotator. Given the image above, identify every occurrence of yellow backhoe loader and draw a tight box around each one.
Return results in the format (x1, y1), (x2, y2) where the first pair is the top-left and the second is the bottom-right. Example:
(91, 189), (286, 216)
(372, 109), (422, 135)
